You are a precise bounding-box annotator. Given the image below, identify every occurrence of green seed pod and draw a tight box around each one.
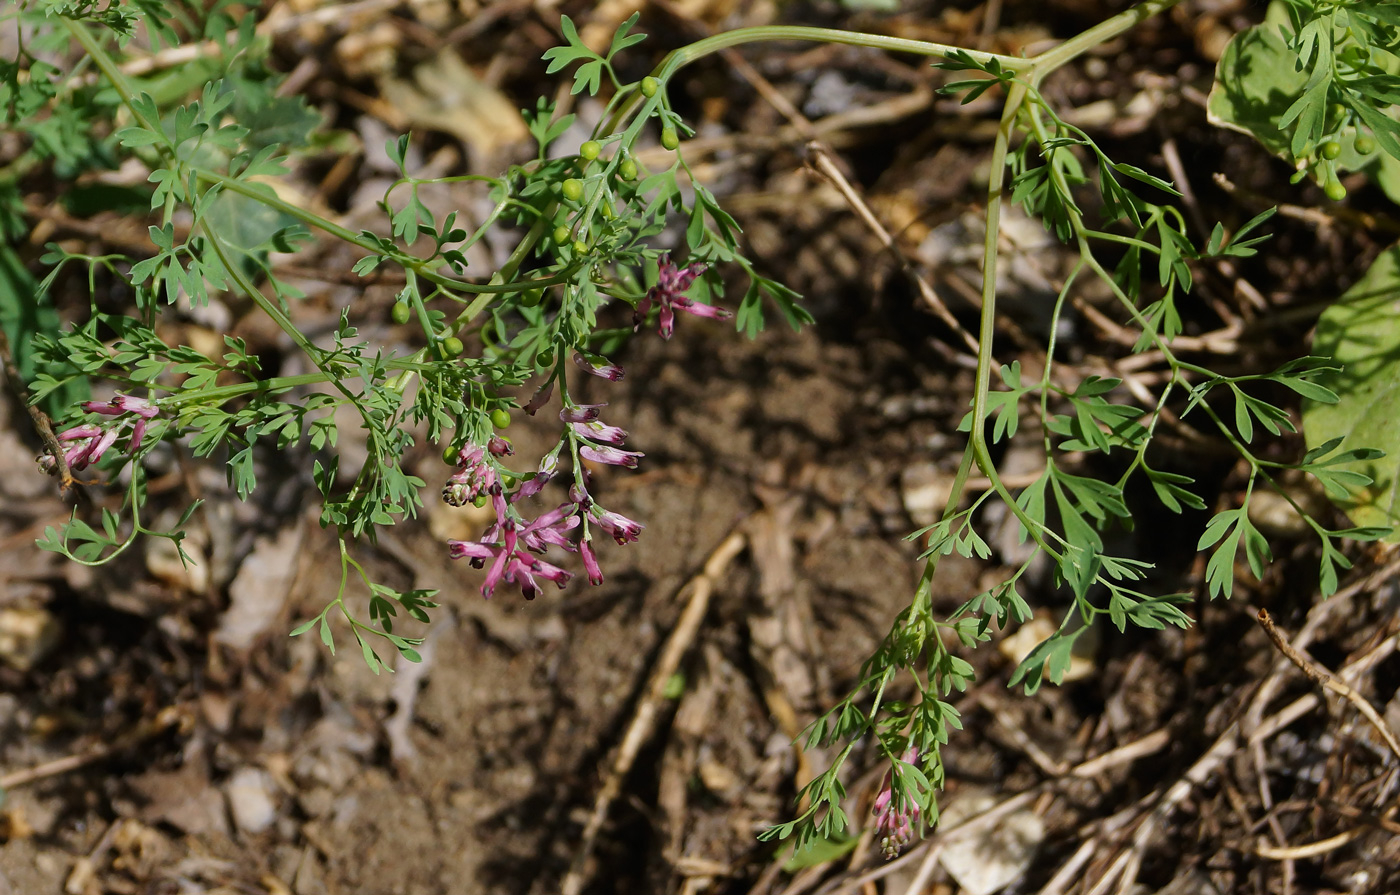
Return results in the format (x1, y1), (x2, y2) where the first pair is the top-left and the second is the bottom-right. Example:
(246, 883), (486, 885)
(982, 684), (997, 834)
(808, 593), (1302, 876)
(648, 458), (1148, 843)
(562, 178), (584, 201)
(391, 301), (412, 325)
(490, 408), (512, 429)
(554, 225), (571, 244)
(661, 127), (679, 151)
(580, 140), (601, 160)
(572, 239), (589, 255)
(443, 444), (459, 464)
(1320, 140), (1342, 160)
(1355, 134), (1377, 155)
(472, 494), (487, 508)
(521, 289), (543, 308)
(618, 158), (637, 181)
(600, 200), (615, 220)
(1324, 178), (1347, 201)
(537, 348), (555, 368)
(441, 336), (464, 357)
(641, 76), (659, 97)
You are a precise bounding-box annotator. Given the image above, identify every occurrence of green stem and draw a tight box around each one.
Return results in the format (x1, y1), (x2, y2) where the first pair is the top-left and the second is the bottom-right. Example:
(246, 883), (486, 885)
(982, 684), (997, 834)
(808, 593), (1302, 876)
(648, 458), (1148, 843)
(659, 26), (1024, 76)
(966, 81), (1058, 557)
(1026, 0), (1185, 81)
(194, 169), (575, 299)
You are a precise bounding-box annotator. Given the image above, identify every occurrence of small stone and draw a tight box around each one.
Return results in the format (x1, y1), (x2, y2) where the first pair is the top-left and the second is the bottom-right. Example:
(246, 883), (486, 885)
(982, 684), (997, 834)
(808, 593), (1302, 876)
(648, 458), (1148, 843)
(939, 790), (1045, 895)
(225, 767), (278, 835)
(0, 606), (61, 671)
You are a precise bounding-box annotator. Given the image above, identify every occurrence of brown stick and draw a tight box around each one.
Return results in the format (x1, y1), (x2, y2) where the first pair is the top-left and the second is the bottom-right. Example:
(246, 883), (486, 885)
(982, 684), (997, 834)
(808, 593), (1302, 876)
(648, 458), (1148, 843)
(805, 143), (981, 356)
(0, 706), (186, 790)
(560, 530), (748, 895)
(1255, 608), (1400, 765)
(0, 322), (77, 496)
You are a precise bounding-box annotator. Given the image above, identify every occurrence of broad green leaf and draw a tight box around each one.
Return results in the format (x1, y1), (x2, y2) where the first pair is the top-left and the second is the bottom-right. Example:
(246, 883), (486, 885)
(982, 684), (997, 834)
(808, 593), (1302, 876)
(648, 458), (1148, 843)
(1303, 240), (1400, 538)
(1207, 8), (1308, 161)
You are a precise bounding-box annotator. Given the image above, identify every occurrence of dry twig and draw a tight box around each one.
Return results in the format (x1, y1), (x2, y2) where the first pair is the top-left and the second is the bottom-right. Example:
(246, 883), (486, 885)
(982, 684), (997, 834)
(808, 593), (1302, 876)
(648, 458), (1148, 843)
(1255, 608), (1400, 765)
(560, 530), (748, 895)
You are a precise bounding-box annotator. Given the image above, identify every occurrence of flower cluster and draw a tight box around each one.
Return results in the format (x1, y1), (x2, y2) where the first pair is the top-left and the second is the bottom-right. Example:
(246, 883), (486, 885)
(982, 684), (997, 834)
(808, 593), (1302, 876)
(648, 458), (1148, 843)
(634, 255), (731, 340)
(445, 255), (732, 600)
(445, 400), (643, 601)
(37, 393), (159, 475)
(872, 749), (922, 859)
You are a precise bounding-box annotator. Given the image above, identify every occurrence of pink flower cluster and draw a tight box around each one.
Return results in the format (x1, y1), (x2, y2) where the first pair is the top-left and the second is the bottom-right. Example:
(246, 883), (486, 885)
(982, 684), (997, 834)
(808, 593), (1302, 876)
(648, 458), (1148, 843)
(444, 401), (643, 600)
(448, 254), (731, 599)
(872, 749), (922, 859)
(634, 255), (731, 339)
(37, 393), (159, 475)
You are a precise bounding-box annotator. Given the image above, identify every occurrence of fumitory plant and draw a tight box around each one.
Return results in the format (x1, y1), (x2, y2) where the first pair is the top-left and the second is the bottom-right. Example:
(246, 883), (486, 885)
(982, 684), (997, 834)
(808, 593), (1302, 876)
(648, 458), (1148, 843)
(5, 0), (1399, 861)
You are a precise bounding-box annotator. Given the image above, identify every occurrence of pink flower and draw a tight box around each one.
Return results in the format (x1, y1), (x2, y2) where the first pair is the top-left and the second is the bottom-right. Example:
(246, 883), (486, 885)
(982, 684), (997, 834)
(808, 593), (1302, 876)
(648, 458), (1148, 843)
(519, 502), (579, 553)
(872, 749), (922, 859)
(506, 555), (572, 600)
(442, 443), (498, 507)
(560, 403), (606, 423)
(38, 395), (161, 475)
(84, 392), (159, 419)
(515, 450), (560, 500)
(524, 380), (555, 416)
(571, 419), (628, 445)
(580, 445), (643, 468)
(579, 537), (603, 585)
(488, 435), (513, 456)
(589, 505), (643, 544)
(573, 352), (624, 381)
(447, 520), (576, 601)
(634, 255), (730, 339)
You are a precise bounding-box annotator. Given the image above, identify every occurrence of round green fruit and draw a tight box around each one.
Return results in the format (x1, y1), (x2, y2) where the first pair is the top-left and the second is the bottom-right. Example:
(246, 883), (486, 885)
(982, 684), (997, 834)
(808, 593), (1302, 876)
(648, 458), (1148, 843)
(537, 348), (555, 367)
(572, 239), (589, 254)
(390, 301), (412, 325)
(661, 127), (679, 151)
(640, 77), (659, 97)
(490, 408), (512, 429)
(1355, 135), (1377, 155)
(441, 336), (464, 357)
(521, 289), (543, 308)
(618, 158), (637, 181)
(1320, 140), (1342, 160)
(443, 444), (459, 464)
(1324, 179), (1347, 201)
(562, 178), (584, 201)
(580, 140), (601, 160)
(554, 225), (571, 244)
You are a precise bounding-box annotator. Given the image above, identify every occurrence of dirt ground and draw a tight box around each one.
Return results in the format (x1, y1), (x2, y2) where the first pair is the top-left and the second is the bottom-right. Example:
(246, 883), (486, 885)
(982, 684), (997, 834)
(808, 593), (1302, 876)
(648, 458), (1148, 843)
(3, 1), (1400, 894)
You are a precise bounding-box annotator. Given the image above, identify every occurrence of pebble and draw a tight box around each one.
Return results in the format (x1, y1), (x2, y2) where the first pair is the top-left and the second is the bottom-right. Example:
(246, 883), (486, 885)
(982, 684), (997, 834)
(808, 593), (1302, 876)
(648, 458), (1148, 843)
(225, 766), (278, 834)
